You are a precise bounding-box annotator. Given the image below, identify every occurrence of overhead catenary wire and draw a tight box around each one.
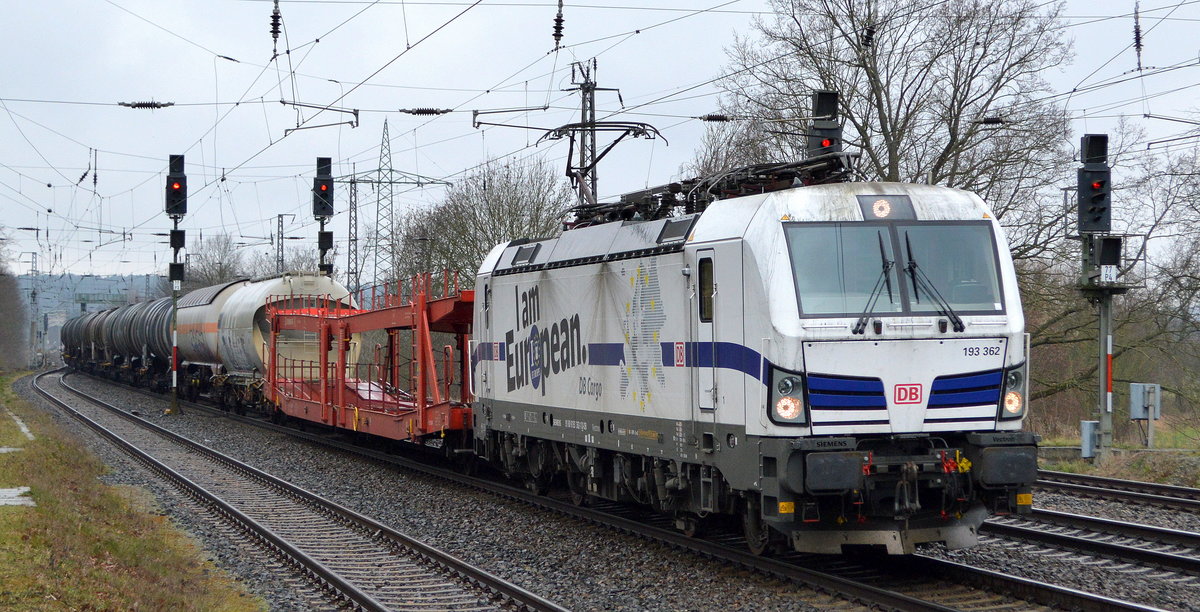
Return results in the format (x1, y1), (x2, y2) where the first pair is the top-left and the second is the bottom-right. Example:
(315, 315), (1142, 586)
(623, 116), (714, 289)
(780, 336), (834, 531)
(9, 0), (1200, 277)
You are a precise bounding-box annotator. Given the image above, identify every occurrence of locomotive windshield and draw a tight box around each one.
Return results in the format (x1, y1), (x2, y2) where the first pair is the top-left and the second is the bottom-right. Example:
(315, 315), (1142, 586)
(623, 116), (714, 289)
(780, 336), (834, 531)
(787, 224), (902, 316)
(785, 221), (1003, 317)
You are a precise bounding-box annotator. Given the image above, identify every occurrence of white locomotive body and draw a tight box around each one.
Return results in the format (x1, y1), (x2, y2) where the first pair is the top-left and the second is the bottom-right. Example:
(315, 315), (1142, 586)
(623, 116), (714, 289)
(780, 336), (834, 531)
(472, 181), (1036, 554)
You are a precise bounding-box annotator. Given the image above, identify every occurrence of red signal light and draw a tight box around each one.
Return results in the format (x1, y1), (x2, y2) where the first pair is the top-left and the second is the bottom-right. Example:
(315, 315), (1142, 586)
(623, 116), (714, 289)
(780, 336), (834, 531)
(320, 184), (328, 191)
(821, 138), (833, 147)
(171, 182), (182, 190)
(1092, 181), (1104, 190)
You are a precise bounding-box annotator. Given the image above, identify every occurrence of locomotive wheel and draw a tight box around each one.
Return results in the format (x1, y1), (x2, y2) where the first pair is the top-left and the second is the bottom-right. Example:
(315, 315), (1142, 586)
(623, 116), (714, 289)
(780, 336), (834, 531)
(742, 494), (772, 556)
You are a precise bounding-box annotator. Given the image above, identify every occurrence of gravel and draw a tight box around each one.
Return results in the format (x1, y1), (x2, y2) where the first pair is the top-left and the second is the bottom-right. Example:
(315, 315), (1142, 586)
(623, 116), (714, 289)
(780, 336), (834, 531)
(28, 372), (1200, 611)
(21, 374), (843, 612)
(919, 490), (1200, 610)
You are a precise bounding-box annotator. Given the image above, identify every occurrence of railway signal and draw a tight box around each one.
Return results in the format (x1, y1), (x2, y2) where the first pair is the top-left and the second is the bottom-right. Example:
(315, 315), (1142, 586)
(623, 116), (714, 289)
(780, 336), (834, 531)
(313, 157), (334, 275)
(163, 154), (188, 416)
(313, 157), (334, 218)
(1074, 133), (1131, 461)
(165, 154), (187, 217)
(806, 90), (842, 158)
(1077, 134), (1111, 233)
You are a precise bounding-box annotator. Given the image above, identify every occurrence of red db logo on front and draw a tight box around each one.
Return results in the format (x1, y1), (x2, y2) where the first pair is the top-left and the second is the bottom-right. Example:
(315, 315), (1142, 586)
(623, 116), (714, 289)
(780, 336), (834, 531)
(894, 384), (922, 404)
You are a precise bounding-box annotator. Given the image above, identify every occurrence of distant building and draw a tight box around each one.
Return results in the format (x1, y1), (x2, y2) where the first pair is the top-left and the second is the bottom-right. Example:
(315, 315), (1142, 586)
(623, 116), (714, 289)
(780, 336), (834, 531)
(15, 273), (164, 366)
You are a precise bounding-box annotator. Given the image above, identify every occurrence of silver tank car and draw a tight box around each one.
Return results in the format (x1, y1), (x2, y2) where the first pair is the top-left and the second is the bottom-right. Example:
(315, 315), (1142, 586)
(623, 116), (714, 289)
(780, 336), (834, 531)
(139, 297), (174, 365)
(177, 280), (250, 368)
(61, 273), (354, 393)
(218, 273), (353, 378)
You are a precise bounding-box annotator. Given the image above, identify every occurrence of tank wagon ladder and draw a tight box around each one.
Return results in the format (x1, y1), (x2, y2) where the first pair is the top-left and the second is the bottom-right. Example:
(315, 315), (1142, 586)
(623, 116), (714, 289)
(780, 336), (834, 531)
(264, 271), (475, 447)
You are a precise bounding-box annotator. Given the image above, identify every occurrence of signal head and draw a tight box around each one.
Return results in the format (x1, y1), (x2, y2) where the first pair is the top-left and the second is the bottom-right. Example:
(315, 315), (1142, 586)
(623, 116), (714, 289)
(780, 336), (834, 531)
(164, 157), (187, 217)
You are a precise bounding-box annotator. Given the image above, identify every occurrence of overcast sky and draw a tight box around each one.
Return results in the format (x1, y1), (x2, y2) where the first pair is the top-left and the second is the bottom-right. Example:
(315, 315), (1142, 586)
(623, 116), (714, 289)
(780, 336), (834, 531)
(2, 0), (1198, 281)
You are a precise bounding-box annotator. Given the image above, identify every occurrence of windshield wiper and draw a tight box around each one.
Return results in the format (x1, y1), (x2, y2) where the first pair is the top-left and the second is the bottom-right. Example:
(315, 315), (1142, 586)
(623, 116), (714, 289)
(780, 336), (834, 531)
(904, 232), (965, 332)
(852, 232), (895, 335)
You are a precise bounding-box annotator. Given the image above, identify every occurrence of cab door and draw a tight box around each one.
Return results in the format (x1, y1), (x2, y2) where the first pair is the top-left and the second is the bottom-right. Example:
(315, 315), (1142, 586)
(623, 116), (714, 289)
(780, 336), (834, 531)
(696, 251), (716, 414)
(691, 244), (745, 452)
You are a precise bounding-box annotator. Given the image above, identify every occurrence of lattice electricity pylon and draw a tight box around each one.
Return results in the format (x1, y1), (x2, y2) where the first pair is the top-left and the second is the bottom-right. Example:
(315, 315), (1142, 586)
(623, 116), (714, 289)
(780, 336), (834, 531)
(335, 162), (448, 288)
(376, 120), (396, 287)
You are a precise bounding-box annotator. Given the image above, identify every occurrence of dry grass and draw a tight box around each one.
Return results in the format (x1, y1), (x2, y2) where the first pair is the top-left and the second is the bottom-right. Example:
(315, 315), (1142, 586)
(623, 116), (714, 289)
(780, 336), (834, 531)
(0, 372), (265, 611)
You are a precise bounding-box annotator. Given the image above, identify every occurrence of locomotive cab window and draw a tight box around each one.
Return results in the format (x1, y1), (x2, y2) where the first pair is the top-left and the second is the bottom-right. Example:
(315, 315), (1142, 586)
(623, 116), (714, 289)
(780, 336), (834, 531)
(898, 223), (1003, 313)
(787, 224), (901, 316)
(784, 220), (1004, 317)
(698, 258), (714, 322)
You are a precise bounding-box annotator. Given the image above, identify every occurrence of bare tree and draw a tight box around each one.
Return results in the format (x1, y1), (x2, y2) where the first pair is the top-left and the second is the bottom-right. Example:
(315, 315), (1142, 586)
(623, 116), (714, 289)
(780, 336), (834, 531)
(244, 244), (333, 279)
(391, 156), (572, 280)
(156, 233), (247, 293)
(711, 0), (1072, 254)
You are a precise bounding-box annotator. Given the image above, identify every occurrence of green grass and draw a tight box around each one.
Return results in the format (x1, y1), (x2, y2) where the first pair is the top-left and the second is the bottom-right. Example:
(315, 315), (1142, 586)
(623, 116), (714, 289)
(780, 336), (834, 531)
(0, 372), (265, 611)
(1035, 435), (1081, 447)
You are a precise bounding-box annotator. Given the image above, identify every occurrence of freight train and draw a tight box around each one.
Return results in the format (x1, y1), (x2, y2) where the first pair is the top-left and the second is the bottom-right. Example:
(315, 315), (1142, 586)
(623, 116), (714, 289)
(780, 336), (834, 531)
(62, 155), (1037, 556)
(61, 273), (354, 407)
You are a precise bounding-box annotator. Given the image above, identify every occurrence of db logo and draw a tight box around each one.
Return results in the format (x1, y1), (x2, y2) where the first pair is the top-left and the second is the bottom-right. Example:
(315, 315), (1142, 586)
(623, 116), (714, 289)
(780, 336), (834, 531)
(674, 342), (686, 367)
(894, 384), (923, 404)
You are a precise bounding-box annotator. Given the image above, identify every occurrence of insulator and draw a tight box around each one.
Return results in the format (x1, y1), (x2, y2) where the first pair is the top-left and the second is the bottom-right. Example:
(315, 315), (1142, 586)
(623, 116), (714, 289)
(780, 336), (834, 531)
(400, 108), (452, 115)
(119, 101), (175, 109)
(553, 0), (564, 47)
(270, 0), (282, 41)
(700, 114), (731, 122)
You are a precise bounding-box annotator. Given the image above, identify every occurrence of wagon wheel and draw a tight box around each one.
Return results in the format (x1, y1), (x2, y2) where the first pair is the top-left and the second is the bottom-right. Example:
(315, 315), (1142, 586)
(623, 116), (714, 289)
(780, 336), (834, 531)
(566, 471), (589, 506)
(675, 513), (701, 538)
(742, 494), (773, 556)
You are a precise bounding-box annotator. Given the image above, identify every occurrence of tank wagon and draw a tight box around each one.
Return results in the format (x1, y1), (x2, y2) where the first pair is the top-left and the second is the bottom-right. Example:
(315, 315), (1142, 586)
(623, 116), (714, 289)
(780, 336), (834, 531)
(470, 162), (1037, 554)
(62, 272), (354, 407)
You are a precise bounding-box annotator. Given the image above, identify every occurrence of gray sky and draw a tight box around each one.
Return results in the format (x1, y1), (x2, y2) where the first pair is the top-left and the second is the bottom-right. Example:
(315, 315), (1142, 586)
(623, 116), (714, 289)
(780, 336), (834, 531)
(2, 1), (1197, 280)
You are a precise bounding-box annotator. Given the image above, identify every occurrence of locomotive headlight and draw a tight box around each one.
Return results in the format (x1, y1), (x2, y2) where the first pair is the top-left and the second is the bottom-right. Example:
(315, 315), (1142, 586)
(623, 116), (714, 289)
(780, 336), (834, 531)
(777, 376), (800, 396)
(769, 367), (807, 425)
(999, 362), (1028, 420)
(1005, 369), (1023, 390)
(1003, 391), (1023, 415)
(775, 396), (803, 420)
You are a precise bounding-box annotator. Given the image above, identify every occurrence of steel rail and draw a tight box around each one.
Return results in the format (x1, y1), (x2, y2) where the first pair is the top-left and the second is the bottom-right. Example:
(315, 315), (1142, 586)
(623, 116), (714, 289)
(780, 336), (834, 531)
(67, 372), (1166, 611)
(981, 517), (1200, 576)
(42, 371), (566, 612)
(33, 371), (391, 612)
(1038, 470), (1200, 511)
(1028, 508), (1200, 549)
(905, 556), (1168, 612)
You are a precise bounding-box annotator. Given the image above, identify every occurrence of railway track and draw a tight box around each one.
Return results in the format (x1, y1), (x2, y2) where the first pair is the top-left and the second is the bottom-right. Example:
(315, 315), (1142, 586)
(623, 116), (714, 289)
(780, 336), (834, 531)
(1037, 469), (1200, 512)
(983, 509), (1200, 576)
(34, 371), (564, 612)
(59, 373), (1164, 612)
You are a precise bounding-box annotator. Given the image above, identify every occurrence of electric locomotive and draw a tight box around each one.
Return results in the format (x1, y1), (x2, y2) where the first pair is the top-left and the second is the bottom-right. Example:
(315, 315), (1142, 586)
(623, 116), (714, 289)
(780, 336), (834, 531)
(470, 159), (1037, 554)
